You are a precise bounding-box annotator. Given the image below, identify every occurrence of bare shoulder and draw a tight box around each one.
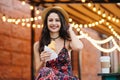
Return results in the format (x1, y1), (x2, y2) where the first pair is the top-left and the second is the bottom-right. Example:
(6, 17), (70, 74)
(66, 40), (71, 50)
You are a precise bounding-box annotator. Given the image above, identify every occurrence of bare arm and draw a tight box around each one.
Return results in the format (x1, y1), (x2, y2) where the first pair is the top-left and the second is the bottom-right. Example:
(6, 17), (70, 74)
(69, 24), (83, 51)
(33, 41), (45, 76)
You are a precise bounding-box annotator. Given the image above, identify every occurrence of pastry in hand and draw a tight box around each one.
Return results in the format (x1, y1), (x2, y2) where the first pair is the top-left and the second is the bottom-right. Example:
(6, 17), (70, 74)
(48, 40), (56, 51)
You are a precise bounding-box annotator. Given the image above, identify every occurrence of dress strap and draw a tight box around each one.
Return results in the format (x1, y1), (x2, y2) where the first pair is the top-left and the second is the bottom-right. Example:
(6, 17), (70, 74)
(64, 39), (66, 48)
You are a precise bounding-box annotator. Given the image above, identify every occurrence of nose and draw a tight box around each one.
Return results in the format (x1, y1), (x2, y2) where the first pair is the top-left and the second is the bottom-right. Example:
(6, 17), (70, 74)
(52, 20), (56, 25)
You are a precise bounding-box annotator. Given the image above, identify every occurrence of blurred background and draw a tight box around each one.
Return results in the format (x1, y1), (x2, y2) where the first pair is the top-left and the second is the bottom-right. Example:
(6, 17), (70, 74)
(0, 0), (120, 80)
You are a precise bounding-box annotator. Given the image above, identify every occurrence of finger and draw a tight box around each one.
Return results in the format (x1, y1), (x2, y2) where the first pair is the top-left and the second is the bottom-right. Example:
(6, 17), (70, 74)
(41, 52), (51, 58)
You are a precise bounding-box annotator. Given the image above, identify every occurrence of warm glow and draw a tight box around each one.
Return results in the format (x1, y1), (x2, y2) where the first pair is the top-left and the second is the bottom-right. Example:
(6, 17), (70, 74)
(112, 17), (116, 22)
(30, 6), (34, 10)
(79, 24), (83, 28)
(21, 1), (26, 5)
(32, 24), (36, 28)
(37, 25), (41, 28)
(106, 22), (109, 25)
(93, 7), (96, 12)
(38, 16), (41, 20)
(107, 16), (111, 20)
(84, 24), (88, 28)
(116, 19), (119, 23)
(69, 18), (72, 22)
(102, 13), (106, 17)
(97, 10), (101, 15)
(2, 15), (6, 22)
(36, 10), (40, 14)
(22, 22), (25, 26)
(81, 0), (86, 2)
(88, 3), (92, 7)
(27, 23), (31, 27)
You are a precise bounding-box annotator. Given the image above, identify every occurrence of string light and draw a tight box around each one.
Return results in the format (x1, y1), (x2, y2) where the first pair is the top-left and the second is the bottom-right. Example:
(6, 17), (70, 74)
(87, 3), (120, 24)
(1, 2), (120, 53)
(78, 32), (120, 52)
(106, 23), (120, 40)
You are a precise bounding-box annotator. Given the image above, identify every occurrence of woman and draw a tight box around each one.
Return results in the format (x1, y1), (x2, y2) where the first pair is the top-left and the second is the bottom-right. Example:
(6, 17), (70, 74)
(34, 6), (83, 80)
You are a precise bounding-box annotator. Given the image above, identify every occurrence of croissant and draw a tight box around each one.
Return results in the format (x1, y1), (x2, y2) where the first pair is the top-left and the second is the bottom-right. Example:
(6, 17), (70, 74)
(48, 40), (56, 51)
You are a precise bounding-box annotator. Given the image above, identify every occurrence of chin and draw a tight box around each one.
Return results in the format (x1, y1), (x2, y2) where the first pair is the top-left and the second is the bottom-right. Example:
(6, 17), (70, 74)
(50, 29), (60, 33)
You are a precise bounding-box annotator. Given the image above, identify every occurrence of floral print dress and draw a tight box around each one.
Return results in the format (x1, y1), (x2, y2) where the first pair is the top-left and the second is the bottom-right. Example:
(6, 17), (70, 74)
(35, 40), (79, 80)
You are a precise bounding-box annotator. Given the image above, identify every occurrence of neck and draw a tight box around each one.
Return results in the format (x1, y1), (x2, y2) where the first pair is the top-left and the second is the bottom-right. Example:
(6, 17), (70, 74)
(50, 32), (60, 41)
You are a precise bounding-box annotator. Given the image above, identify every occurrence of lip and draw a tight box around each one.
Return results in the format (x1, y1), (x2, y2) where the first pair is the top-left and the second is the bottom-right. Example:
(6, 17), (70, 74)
(50, 25), (59, 29)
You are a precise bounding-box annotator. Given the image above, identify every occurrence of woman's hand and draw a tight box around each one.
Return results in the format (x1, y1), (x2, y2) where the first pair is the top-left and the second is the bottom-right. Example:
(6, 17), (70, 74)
(40, 51), (51, 62)
(68, 23), (83, 51)
(68, 23), (74, 32)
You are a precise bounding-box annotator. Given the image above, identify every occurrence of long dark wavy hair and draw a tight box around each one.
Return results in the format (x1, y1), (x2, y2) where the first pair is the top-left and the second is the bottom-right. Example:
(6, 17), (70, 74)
(38, 9), (70, 54)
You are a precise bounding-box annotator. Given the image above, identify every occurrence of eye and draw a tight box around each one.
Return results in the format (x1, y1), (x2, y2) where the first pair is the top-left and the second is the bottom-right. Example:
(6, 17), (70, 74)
(56, 19), (60, 22)
(48, 19), (53, 22)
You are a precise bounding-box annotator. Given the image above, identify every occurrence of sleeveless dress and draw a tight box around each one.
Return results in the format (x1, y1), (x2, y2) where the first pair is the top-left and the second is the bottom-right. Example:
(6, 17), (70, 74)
(35, 40), (79, 80)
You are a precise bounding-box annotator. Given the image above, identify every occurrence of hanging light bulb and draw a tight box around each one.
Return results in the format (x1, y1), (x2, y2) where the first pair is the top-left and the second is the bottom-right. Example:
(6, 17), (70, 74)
(84, 24), (88, 28)
(34, 17), (38, 21)
(22, 22), (25, 26)
(15, 21), (19, 24)
(38, 16), (41, 20)
(108, 25), (112, 29)
(37, 24), (41, 28)
(112, 17), (116, 22)
(106, 22), (109, 26)
(81, 0), (86, 3)
(102, 11), (106, 18)
(76, 28), (80, 32)
(107, 15), (111, 20)
(92, 5), (96, 12)
(27, 23), (31, 27)
(7, 18), (12, 23)
(116, 19), (119, 23)
(79, 24), (83, 28)
(69, 18), (72, 23)
(30, 17), (34, 21)
(91, 23), (95, 26)
(22, 18), (25, 22)
(32, 24), (36, 28)
(21, 1), (26, 5)
(88, 24), (92, 27)
(26, 18), (29, 22)
(74, 24), (78, 29)
(2, 15), (6, 22)
(101, 19), (105, 23)
(30, 5), (34, 10)
(88, 3), (92, 7)
(12, 19), (15, 23)
(36, 7), (40, 14)
(97, 9), (101, 15)
(95, 22), (99, 25)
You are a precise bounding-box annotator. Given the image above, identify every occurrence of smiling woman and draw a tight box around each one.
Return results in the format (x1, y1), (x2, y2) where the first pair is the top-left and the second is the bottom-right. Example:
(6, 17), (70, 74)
(33, 6), (83, 80)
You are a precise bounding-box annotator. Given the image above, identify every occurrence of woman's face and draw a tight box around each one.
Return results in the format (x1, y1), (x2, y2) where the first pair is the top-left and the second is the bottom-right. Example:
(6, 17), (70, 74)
(47, 12), (61, 33)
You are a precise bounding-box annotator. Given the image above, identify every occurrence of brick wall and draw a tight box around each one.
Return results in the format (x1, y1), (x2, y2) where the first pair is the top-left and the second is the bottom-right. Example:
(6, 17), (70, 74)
(0, 0), (31, 80)
(80, 28), (101, 80)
